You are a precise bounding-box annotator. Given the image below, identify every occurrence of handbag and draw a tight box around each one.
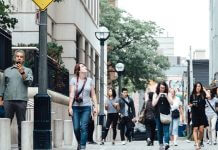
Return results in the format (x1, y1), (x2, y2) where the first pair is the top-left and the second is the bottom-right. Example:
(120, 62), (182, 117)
(171, 109), (180, 119)
(160, 112), (172, 124)
(159, 104), (171, 124)
(138, 110), (145, 124)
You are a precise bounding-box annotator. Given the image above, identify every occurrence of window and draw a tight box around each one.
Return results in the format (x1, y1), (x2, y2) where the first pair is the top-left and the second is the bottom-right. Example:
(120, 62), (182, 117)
(76, 31), (81, 63)
(94, 0), (97, 21)
(85, 41), (89, 69)
(90, 48), (94, 75)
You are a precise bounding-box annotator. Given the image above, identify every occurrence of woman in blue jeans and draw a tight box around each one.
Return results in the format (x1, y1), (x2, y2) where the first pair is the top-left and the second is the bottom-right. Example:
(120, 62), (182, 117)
(68, 63), (98, 150)
(152, 81), (173, 150)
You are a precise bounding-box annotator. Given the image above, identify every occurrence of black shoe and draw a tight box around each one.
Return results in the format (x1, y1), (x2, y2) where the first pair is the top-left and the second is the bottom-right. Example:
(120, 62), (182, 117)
(100, 141), (104, 145)
(77, 144), (80, 150)
(128, 137), (132, 142)
(147, 139), (152, 146)
(200, 141), (204, 147)
(88, 141), (97, 144)
(165, 144), (170, 150)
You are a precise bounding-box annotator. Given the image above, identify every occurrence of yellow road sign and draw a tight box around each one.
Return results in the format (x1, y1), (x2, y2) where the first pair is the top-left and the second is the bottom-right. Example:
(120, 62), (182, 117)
(33, 0), (54, 11)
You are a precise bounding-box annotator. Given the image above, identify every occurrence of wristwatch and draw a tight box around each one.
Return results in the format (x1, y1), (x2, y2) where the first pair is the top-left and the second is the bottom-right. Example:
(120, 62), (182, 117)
(21, 72), (25, 75)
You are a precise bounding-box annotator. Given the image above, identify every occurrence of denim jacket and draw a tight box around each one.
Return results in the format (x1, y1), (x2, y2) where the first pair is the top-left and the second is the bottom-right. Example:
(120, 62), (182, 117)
(0, 65), (33, 101)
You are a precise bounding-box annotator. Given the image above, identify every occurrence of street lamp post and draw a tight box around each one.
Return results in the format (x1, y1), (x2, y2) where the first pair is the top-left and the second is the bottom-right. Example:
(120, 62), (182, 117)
(115, 63), (125, 96)
(95, 26), (110, 135)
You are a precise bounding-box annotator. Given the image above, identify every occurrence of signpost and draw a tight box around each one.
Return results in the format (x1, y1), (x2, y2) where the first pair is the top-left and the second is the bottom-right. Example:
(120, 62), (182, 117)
(32, 0), (54, 149)
(33, 0), (54, 11)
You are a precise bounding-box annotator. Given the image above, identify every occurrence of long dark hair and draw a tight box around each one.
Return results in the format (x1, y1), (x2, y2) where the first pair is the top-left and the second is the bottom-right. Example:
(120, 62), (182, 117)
(191, 82), (205, 98)
(156, 81), (169, 95)
(148, 92), (154, 101)
(108, 88), (116, 99)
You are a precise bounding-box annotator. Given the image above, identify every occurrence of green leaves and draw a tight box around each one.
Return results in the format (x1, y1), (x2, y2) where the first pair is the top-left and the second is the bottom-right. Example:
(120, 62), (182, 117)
(100, 0), (169, 90)
(0, 0), (18, 30)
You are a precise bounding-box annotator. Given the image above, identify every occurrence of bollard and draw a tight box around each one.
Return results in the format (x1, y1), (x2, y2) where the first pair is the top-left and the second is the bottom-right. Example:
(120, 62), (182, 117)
(54, 119), (63, 148)
(22, 121), (33, 150)
(0, 118), (11, 150)
(64, 120), (73, 146)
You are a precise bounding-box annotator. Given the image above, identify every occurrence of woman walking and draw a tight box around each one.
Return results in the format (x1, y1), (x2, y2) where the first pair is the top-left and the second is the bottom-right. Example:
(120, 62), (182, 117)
(189, 82), (210, 150)
(169, 88), (183, 146)
(100, 88), (119, 145)
(140, 92), (156, 146)
(205, 89), (218, 145)
(68, 63), (98, 150)
(152, 81), (173, 150)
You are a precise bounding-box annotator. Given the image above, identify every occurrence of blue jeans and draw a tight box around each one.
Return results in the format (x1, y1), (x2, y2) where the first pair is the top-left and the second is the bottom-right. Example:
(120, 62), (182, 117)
(170, 118), (179, 136)
(155, 117), (170, 144)
(72, 106), (91, 148)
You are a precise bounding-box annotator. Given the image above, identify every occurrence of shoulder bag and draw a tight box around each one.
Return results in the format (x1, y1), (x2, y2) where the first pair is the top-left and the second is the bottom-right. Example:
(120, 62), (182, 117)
(73, 77), (87, 104)
(159, 101), (171, 124)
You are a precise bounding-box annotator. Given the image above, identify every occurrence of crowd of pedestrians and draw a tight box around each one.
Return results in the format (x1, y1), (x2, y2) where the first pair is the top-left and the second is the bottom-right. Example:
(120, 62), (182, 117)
(67, 72), (218, 150)
(1, 57), (218, 150)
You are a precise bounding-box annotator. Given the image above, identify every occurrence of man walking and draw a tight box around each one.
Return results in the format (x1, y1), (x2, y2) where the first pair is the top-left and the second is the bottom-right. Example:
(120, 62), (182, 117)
(118, 88), (136, 145)
(0, 50), (33, 150)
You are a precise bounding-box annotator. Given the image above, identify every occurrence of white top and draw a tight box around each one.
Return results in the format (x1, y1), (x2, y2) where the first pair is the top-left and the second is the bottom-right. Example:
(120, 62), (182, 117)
(171, 96), (182, 111)
(205, 97), (218, 117)
(70, 77), (94, 106)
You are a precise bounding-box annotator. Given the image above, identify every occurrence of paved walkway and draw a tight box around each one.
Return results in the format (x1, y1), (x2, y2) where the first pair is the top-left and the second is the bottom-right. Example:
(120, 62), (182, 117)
(53, 138), (218, 150)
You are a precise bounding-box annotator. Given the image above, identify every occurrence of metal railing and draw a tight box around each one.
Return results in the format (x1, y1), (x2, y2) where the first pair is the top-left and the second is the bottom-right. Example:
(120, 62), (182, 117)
(0, 28), (12, 71)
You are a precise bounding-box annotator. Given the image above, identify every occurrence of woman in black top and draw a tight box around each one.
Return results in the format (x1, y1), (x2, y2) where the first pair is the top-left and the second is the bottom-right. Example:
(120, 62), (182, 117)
(152, 82), (173, 150)
(189, 82), (210, 150)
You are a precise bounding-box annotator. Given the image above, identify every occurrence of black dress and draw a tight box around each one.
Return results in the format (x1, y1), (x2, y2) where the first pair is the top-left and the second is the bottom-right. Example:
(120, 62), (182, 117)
(190, 94), (208, 127)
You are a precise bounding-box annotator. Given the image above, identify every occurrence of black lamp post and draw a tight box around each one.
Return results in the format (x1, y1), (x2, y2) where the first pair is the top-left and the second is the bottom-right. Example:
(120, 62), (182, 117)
(95, 26), (110, 133)
(115, 63), (125, 96)
(33, 10), (51, 149)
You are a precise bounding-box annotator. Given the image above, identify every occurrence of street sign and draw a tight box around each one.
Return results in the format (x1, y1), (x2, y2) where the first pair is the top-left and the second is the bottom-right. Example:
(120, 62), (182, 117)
(33, 0), (54, 11)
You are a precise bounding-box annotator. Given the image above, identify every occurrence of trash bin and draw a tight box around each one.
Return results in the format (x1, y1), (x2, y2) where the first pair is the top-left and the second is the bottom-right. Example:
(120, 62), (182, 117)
(178, 124), (186, 137)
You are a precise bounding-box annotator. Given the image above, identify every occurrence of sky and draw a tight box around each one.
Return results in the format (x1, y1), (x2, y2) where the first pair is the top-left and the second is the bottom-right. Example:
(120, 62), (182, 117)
(118, 0), (210, 58)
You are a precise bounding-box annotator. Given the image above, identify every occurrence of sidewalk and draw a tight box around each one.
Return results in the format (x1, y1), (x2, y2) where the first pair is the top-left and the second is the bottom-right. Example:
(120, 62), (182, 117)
(53, 138), (218, 150)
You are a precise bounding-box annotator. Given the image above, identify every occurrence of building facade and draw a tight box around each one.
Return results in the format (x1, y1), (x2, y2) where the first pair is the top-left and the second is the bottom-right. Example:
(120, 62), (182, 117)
(155, 36), (174, 56)
(6, 0), (108, 97)
(209, 0), (218, 82)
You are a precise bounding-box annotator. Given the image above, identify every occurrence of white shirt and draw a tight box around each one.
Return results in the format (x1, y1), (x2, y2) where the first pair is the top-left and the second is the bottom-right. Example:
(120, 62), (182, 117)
(171, 96), (182, 111)
(124, 97), (129, 116)
(205, 97), (218, 117)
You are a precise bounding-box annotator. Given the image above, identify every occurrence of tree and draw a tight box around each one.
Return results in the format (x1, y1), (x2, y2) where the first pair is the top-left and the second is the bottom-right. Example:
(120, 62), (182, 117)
(0, 0), (18, 30)
(100, 0), (170, 90)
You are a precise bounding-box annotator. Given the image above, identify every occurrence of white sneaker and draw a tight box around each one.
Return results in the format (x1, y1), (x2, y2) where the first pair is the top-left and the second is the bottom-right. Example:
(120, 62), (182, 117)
(174, 141), (178, 146)
(122, 141), (126, 145)
(186, 140), (191, 143)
